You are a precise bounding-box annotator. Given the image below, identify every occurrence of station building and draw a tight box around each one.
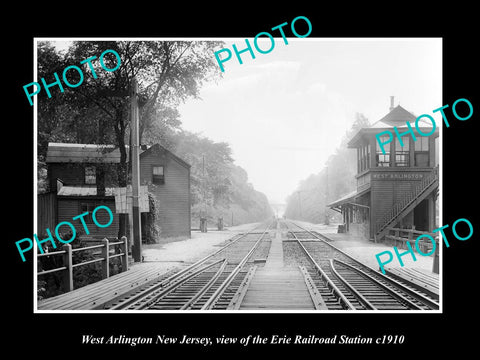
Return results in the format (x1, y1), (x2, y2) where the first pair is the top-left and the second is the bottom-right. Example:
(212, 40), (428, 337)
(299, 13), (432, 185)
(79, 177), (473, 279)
(39, 142), (191, 241)
(328, 99), (439, 242)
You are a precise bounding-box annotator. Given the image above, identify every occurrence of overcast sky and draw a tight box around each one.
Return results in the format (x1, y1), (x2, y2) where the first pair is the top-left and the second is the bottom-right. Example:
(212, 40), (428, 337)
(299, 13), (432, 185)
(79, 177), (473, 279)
(178, 38), (442, 204)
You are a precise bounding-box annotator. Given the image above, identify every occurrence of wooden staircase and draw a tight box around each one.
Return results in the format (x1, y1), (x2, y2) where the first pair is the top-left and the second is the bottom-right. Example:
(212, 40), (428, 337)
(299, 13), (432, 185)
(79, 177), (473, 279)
(375, 166), (439, 241)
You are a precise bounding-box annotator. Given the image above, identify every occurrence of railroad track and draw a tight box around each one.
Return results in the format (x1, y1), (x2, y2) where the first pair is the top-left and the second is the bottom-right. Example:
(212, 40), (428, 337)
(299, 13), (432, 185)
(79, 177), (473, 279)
(104, 222), (273, 310)
(285, 220), (439, 310)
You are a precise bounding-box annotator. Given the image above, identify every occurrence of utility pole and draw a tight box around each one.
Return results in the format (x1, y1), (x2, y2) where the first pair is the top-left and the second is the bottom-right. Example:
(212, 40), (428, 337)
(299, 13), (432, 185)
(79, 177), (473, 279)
(131, 77), (142, 262)
(200, 154), (207, 232)
(203, 155), (206, 216)
(325, 166), (329, 225)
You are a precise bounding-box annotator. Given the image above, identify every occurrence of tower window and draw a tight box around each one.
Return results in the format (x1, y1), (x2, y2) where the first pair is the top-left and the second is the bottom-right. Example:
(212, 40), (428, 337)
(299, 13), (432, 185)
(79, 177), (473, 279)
(414, 137), (429, 167)
(376, 136), (390, 167)
(395, 137), (410, 167)
(358, 144), (371, 172)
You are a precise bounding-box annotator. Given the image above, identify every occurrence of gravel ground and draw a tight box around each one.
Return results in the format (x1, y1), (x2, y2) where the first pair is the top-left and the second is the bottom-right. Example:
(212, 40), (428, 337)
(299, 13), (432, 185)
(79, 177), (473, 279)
(141, 222), (261, 263)
(139, 220), (436, 274)
(251, 239), (272, 262)
(290, 221), (435, 272)
(283, 241), (310, 267)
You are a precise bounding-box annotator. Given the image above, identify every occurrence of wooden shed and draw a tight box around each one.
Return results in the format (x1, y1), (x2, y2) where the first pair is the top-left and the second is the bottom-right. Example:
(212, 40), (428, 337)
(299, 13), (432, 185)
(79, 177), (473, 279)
(44, 143), (121, 239)
(139, 143), (191, 238)
(43, 142), (191, 241)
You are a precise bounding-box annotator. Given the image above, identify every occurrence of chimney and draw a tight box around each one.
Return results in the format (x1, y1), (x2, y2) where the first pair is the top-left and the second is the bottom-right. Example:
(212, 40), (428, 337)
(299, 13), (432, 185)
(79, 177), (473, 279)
(389, 96), (395, 111)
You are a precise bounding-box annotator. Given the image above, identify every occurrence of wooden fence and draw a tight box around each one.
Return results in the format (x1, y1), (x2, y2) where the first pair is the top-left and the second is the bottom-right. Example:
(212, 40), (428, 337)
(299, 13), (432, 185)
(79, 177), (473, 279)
(384, 227), (438, 253)
(37, 236), (129, 293)
(384, 226), (439, 274)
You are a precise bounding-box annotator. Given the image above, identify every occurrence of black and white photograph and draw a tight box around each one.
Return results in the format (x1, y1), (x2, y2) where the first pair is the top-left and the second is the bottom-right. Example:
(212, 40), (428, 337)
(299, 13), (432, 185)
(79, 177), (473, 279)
(33, 37), (443, 313)
(7, 7), (478, 356)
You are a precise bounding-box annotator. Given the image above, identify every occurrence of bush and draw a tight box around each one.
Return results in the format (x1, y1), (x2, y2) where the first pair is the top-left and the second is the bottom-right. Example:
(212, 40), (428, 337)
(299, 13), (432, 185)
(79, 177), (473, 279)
(37, 232), (126, 300)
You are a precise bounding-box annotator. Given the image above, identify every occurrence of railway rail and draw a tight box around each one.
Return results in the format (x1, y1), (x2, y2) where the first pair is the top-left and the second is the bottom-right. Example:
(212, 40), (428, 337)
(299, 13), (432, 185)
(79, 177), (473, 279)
(100, 218), (438, 311)
(285, 220), (439, 310)
(104, 222), (273, 310)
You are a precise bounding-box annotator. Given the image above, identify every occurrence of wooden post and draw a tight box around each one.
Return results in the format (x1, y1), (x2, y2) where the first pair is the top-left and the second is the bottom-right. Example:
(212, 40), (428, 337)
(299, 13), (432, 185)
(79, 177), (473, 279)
(200, 217), (207, 232)
(120, 236), (129, 273)
(128, 209), (134, 256)
(62, 244), (73, 292)
(101, 238), (110, 279)
(433, 239), (439, 274)
(131, 77), (143, 262)
(428, 194), (436, 232)
(407, 230), (413, 251)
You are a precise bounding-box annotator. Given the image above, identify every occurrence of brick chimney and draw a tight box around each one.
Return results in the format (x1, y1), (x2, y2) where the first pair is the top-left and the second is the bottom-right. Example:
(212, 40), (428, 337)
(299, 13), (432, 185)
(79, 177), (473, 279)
(389, 96), (395, 111)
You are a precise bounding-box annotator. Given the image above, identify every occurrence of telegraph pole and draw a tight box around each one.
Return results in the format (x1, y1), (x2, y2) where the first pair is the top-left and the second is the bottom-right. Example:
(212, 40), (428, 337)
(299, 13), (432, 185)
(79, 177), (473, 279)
(203, 155), (206, 217)
(297, 191), (302, 219)
(325, 166), (329, 225)
(131, 77), (142, 262)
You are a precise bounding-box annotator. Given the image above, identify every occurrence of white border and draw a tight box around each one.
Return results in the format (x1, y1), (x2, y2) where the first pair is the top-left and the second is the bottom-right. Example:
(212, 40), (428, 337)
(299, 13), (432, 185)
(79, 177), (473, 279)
(33, 37), (443, 314)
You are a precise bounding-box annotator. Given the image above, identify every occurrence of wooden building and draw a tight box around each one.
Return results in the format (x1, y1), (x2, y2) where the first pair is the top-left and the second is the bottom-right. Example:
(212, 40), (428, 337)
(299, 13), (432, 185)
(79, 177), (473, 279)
(44, 143), (121, 239)
(139, 144), (191, 238)
(42, 142), (191, 241)
(328, 99), (439, 241)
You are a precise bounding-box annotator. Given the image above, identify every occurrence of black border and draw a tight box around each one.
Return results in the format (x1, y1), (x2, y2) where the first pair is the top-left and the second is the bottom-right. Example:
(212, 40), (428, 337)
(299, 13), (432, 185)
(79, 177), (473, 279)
(7, 5), (478, 355)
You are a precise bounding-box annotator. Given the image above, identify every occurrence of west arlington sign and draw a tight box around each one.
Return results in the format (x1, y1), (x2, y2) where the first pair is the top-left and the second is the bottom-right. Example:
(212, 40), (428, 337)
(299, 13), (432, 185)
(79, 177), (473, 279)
(372, 172), (425, 180)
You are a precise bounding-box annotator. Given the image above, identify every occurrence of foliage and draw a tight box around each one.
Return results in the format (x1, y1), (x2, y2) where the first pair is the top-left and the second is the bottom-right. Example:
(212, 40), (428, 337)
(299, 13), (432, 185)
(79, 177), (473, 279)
(36, 40), (274, 299)
(36, 234), (124, 300)
(37, 40), (224, 151)
(37, 40), (225, 236)
(170, 131), (273, 227)
(285, 113), (370, 223)
(143, 192), (161, 244)
(37, 40), (273, 234)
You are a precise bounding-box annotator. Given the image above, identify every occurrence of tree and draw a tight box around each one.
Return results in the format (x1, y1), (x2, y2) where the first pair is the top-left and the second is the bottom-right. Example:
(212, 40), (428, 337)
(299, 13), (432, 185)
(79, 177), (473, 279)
(171, 131), (233, 210)
(171, 131), (272, 226)
(38, 40), (273, 232)
(38, 40), (224, 236)
(285, 113), (371, 223)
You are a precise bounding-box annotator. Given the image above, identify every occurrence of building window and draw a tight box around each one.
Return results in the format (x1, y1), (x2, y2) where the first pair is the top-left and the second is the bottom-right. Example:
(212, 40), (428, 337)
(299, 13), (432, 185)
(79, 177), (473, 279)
(152, 165), (165, 184)
(376, 136), (390, 167)
(357, 148), (361, 173)
(85, 166), (96, 184)
(366, 144), (371, 169)
(80, 203), (96, 224)
(395, 137), (410, 167)
(361, 146), (366, 171)
(414, 137), (429, 167)
(357, 144), (371, 173)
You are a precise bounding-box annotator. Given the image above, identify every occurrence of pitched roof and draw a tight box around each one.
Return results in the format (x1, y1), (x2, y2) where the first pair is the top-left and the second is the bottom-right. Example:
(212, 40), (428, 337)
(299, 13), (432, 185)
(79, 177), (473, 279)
(369, 105), (434, 129)
(370, 105), (416, 127)
(348, 105), (437, 148)
(140, 143), (191, 169)
(46, 143), (127, 163)
(46, 142), (190, 168)
(57, 185), (116, 197)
